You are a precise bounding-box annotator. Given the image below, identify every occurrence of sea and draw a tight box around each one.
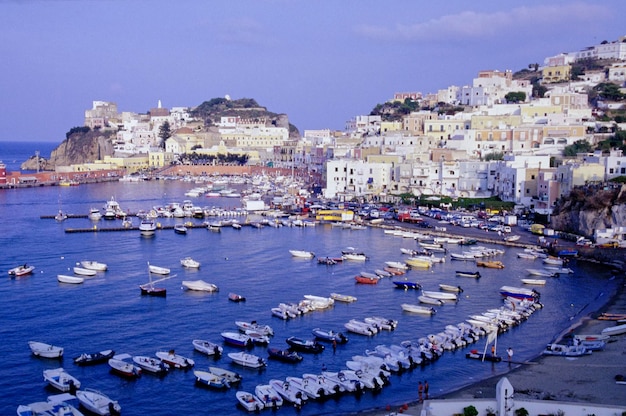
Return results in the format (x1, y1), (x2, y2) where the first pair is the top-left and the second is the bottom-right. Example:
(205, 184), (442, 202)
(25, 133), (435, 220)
(0, 141), (621, 415)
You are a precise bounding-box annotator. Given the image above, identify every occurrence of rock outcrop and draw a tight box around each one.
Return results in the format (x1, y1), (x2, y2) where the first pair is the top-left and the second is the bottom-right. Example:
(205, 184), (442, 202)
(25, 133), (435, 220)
(550, 184), (626, 237)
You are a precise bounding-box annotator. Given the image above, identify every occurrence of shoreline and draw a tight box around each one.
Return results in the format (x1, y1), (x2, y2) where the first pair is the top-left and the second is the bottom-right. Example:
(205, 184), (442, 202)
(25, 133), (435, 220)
(354, 271), (626, 416)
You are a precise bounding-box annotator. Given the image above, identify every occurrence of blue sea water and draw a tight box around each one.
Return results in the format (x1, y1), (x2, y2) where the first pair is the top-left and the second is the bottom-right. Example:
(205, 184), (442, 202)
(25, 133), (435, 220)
(0, 141), (56, 173)
(0, 142), (620, 415)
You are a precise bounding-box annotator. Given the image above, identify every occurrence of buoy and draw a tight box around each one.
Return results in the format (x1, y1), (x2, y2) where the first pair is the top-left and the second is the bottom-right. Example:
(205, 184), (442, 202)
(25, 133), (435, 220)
(403, 403), (409, 410)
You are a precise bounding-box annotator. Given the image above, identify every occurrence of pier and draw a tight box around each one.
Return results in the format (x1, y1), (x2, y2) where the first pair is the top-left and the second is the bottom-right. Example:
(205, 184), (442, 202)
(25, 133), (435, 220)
(64, 223), (209, 233)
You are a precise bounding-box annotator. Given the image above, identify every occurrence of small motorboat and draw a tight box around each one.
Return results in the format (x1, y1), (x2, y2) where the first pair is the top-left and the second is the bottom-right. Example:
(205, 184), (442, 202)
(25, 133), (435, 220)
(228, 352), (267, 368)
(194, 370), (230, 389)
(289, 250), (315, 259)
(222, 332), (253, 348)
(236, 391), (265, 412)
(181, 280), (218, 292)
(355, 274), (379, 284)
(229, 292), (246, 302)
(455, 270), (481, 278)
(76, 388), (122, 416)
(148, 263), (170, 275)
(79, 260), (107, 271)
(285, 337), (325, 353)
(236, 321), (274, 336)
(208, 366), (242, 385)
(269, 379), (305, 408)
(192, 339), (223, 356)
(384, 261), (407, 270)
(418, 295), (444, 306)
(383, 266), (406, 275)
(108, 356), (142, 378)
(439, 284), (463, 293)
(17, 394), (84, 416)
(542, 343), (591, 357)
(312, 328), (349, 344)
(422, 290), (458, 301)
(317, 256), (337, 265)
(466, 349), (502, 362)
(267, 347), (303, 363)
(29, 341), (63, 358)
(393, 280), (421, 290)
(43, 368), (81, 392)
(180, 257), (200, 268)
(133, 355), (170, 375)
(73, 266), (97, 276)
(401, 303), (436, 315)
(255, 384), (284, 409)
(521, 278), (546, 285)
(8, 264), (35, 277)
(57, 274), (85, 284)
(174, 224), (188, 234)
(73, 349), (115, 366)
(155, 350), (194, 369)
(330, 292), (357, 303)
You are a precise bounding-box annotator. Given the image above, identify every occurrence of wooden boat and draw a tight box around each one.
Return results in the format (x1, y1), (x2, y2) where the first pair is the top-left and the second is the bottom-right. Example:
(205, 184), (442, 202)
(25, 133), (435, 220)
(57, 274), (85, 284)
(439, 284), (463, 293)
(148, 263), (170, 275)
(76, 388), (122, 416)
(255, 384), (284, 409)
(401, 303), (436, 315)
(133, 355), (170, 374)
(355, 274), (379, 284)
(312, 328), (349, 344)
(73, 349), (114, 366)
(180, 257), (200, 268)
(8, 264), (35, 277)
(236, 391), (265, 412)
(156, 350), (195, 369)
(73, 266), (97, 276)
(181, 280), (218, 292)
(222, 331), (253, 348)
(29, 341), (63, 358)
(80, 260), (107, 271)
(208, 366), (242, 385)
(465, 349), (502, 362)
(108, 356), (142, 378)
(193, 339), (224, 356)
(17, 394), (84, 416)
(229, 292), (246, 302)
(194, 370), (230, 389)
(521, 278), (546, 285)
(393, 280), (421, 290)
(476, 260), (505, 269)
(286, 336), (325, 353)
(228, 352), (267, 368)
(418, 295), (444, 306)
(289, 250), (315, 259)
(542, 343), (591, 356)
(330, 292), (357, 303)
(267, 347), (303, 363)
(456, 270), (480, 279)
(43, 368), (81, 392)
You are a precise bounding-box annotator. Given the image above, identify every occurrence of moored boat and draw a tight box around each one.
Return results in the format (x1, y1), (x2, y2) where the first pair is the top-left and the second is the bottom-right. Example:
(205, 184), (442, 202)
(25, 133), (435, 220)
(418, 295), (444, 306)
(8, 264), (35, 277)
(521, 278), (546, 285)
(542, 343), (591, 356)
(439, 284), (463, 293)
(329, 292), (357, 303)
(499, 285), (540, 301)
(43, 368), (81, 392)
(236, 321), (274, 336)
(155, 350), (194, 369)
(236, 391), (265, 412)
(393, 280), (421, 290)
(401, 303), (436, 315)
(455, 270), (481, 278)
(208, 366), (242, 385)
(192, 339), (224, 356)
(311, 328), (349, 344)
(57, 274), (85, 284)
(465, 349), (502, 362)
(228, 351), (267, 368)
(148, 263), (170, 275)
(73, 349), (114, 366)
(355, 274), (379, 284)
(132, 355), (170, 375)
(286, 337), (325, 353)
(73, 266), (97, 276)
(289, 250), (315, 259)
(229, 292), (246, 302)
(76, 388), (122, 416)
(194, 370), (230, 389)
(108, 356), (141, 378)
(17, 394), (84, 416)
(79, 260), (107, 271)
(29, 341), (64, 358)
(222, 331), (253, 348)
(181, 280), (218, 292)
(255, 384), (284, 409)
(422, 290), (458, 301)
(180, 257), (200, 268)
(267, 347), (303, 363)
(476, 260), (505, 269)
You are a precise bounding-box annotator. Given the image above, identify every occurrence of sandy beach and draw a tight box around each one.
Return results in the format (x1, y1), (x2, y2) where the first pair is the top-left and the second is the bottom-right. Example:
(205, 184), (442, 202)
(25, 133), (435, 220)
(356, 271), (626, 416)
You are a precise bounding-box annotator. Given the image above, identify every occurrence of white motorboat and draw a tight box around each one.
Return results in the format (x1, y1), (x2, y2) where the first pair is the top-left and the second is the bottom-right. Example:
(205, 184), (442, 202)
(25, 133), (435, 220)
(401, 303), (436, 315)
(289, 250), (315, 259)
(285, 376), (323, 400)
(521, 278), (546, 285)
(517, 252), (537, 259)
(79, 260), (107, 271)
(139, 219), (157, 235)
(181, 280), (218, 292)
(542, 343), (591, 356)
(76, 388), (122, 416)
(418, 295), (444, 306)
(344, 320), (376, 336)
(543, 256), (564, 266)
(269, 379), (305, 407)
(88, 207), (102, 221)
(321, 371), (363, 393)
(422, 290), (458, 301)
(450, 252), (477, 261)
(208, 366), (242, 386)
(43, 368), (81, 392)
(194, 370), (230, 389)
(526, 268), (557, 277)
(155, 350), (194, 369)
(180, 257), (200, 268)
(132, 355), (170, 374)
(235, 321), (274, 336)
(384, 261), (407, 269)
(255, 384), (284, 408)
(148, 263), (170, 275)
(73, 266), (97, 276)
(302, 373), (342, 396)
(29, 341), (63, 358)
(439, 284), (463, 292)
(193, 339), (224, 356)
(330, 292), (357, 303)
(364, 316), (397, 331)
(601, 323), (626, 336)
(228, 352), (266, 368)
(343, 253), (368, 261)
(17, 394), (84, 416)
(236, 391), (265, 412)
(8, 264), (35, 277)
(57, 274), (85, 284)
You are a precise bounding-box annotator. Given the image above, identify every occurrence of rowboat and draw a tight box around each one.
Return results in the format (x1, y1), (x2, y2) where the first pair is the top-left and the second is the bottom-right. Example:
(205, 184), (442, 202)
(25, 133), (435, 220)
(57, 274), (84, 284)
(148, 263), (170, 275)
(355, 274), (379, 284)
(456, 270), (481, 278)
(73, 266), (97, 276)
(79, 260), (108, 271)
(450, 253), (476, 261)
(181, 280), (218, 292)
(383, 266), (406, 275)
(418, 295), (444, 306)
(439, 284), (463, 292)
(29, 341), (63, 358)
(401, 303), (436, 315)
(466, 349), (502, 362)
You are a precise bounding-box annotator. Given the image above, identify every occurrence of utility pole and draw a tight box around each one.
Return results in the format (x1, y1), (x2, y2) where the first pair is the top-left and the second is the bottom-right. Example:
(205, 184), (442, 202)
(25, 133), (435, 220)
(35, 150), (40, 173)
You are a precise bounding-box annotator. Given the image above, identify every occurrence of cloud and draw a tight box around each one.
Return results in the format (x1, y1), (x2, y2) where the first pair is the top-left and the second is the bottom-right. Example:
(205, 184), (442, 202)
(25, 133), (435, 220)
(354, 3), (610, 43)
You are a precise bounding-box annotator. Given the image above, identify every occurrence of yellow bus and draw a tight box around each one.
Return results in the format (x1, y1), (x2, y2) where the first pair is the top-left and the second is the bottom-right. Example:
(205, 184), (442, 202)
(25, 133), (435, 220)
(315, 210), (355, 222)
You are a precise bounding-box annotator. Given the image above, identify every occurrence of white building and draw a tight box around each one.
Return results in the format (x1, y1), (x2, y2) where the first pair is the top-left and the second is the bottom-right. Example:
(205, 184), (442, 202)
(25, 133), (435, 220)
(324, 159), (391, 200)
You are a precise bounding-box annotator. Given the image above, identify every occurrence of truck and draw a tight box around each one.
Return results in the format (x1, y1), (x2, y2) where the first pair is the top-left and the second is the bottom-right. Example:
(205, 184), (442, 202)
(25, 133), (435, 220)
(503, 215), (518, 226)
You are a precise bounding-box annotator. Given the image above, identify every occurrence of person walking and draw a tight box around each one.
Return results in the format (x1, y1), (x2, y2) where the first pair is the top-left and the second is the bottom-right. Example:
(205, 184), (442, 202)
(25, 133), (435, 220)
(506, 347), (513, 364)
(424, 380), (429, 400)
(418, 381), (424, 403)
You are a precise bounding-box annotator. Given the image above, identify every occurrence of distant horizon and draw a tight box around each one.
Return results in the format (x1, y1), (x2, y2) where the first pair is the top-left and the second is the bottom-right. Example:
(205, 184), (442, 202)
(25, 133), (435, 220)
(1, 1), (625, 143)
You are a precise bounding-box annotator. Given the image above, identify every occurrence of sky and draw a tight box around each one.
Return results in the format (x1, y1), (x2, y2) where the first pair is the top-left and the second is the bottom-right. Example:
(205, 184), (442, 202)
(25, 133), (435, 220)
(0, 0), (625, 143)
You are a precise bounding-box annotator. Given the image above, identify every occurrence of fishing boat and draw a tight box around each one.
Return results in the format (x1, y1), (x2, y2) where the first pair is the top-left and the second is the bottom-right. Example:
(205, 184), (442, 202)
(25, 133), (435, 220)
(73, 349), (115, 366)
(141, 263), (173, 296)
(57, 274), (85, 284)
(8, 264), (35, 277)
(76, 388), (122, 416)
(192, 339), (223, 356)
(43, 368), (81, 392)
(156, 350), (194, 369)
(29, 341), (64, 358)
(393, 280), (421, 290)
(465, 349), (502, 362)
(401, 303), (436, 315)
(330, 293), (357, 303)
(181, 280), (218, 292)
(79, 260), (107, 271)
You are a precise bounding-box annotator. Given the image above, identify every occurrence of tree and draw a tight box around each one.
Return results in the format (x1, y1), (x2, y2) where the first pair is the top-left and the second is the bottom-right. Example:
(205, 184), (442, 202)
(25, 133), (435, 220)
(158, 121), (172, 149)
(505, 91), (526, 103)
(594, 83), (625, 101)
(563, 139), (593, 157)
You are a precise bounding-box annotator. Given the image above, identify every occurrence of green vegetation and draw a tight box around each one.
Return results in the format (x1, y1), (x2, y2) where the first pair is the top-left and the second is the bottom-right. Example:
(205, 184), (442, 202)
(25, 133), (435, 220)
(177, 152), (249, 166)
(505, 91), (526, 103)
(370, 98), (420, 122)
(66, 126), (90, 139)
(463, 405), (478, 416)
(563, 139), (594, 156)
(398, 193), (515, 212)
(158, 121), (172, 149)
(484, 151), (504, 161)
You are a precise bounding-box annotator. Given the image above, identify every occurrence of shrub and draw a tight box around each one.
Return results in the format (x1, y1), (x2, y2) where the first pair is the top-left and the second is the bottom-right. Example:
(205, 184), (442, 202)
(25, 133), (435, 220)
(464, 405), (479, 416)
(515, 408), (529, 416)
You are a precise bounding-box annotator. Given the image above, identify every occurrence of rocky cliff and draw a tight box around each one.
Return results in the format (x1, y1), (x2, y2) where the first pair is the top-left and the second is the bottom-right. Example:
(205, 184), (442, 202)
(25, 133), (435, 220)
(550, 184), (626, 237)
(20, 130), (115, 171)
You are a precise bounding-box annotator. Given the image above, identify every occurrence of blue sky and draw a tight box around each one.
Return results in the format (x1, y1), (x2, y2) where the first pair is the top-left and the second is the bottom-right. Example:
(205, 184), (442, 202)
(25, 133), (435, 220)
(0, 0), (624, 142)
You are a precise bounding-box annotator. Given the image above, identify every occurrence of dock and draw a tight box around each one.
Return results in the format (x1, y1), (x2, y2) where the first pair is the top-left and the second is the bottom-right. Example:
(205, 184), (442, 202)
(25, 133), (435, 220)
(64, 223), (208, 233)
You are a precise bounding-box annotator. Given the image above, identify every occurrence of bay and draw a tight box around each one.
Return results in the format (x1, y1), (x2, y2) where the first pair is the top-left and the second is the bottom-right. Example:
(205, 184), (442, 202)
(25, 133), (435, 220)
(0, 143), (619, 415)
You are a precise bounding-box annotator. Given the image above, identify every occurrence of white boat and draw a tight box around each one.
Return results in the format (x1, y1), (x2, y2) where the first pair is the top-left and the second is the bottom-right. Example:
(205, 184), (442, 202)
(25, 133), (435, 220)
(544, 266), (575, 274)
(418, 295), (444, 306)
(29, 341), (63, 358)
(601, 323), (626, 336)
(57, 274), (85, 284)
(181, 280), (218, 292)
(521, 278), (546, 285)
(269, 379), (305, 407)
(208, 366), (242, 385)
(76, 388), (121, 416)
(193, 370), (229, 389)
(343, 253), (368, 261)
(542, 343), (591, 356)
(255, 384), (284, 408)
(235, 321), (274, 336)
(285, 376), (323, 400)
(73, 267), (97, 276)
(401, 303), (436, 315)
(139, 219), (157, 235)
(405, 257), (433, 268)
(422, 290), (458, 301)
(526, 268), (556, 277)
(450, 252), (476, 261)
(504, 234), (520, 242)
(543, 256), (564, 266)
(79, 261), (107, 271)
(108, 356), (142, 378)
(289, 250), (315, 259)
(384, 261), (408, 269)
(180, 257), (200, 268)
(236, 391), (265, 412)
(228, 352), (267, 368)
(132, 355), (170, 374)
(148, 263), (170, 275)
(330, 292), (357, 303)
(155, 350), (194, 369)
(192, 339), (223, 356)
(344, 320), (377, 336)
(517, 252), (537, 260)
(43, 368), (81, 392)
(8, 264), (35, 277)
(17, 394), (84, 416)
(88, 208), (102, 221)
(439, 283), (463, 293)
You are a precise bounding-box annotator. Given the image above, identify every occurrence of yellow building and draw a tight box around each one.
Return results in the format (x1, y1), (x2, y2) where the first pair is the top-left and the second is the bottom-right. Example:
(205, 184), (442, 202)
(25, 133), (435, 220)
(542, 64), (571, 83)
